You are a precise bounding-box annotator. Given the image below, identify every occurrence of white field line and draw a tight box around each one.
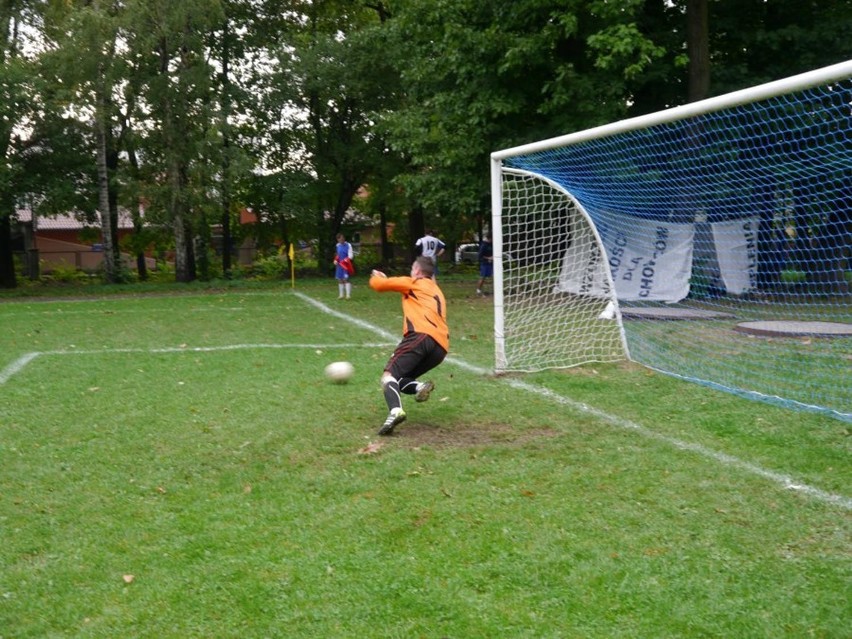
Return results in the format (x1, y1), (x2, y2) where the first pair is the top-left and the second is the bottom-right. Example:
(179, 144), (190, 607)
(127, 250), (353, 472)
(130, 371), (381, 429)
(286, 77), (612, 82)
(0, 342), (394, 386)
(295, 292), (852, 512)
(41, 343), (394, 356)
(0, 352), (41, 385)
(12, 307), (250, 316)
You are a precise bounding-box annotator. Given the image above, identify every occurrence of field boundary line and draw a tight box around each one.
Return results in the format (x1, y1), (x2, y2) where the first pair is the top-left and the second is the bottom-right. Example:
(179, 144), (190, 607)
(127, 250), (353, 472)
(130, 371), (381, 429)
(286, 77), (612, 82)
(40, 343), (394, 355)
(296, 292), (852, 511)
(0, 352), (41, 385)
(0, 342), (394, 386)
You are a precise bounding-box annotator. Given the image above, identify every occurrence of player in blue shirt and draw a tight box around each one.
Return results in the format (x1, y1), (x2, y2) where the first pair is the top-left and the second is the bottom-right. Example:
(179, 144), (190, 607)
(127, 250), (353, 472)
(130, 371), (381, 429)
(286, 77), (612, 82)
(334, 233), (354, 299)
(476, 234), (493, 295)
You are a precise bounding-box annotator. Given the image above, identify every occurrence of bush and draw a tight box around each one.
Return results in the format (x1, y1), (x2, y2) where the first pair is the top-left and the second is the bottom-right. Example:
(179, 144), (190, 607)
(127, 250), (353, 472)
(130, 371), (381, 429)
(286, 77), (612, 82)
(252, 255), (288, 280)
(355, 244), (381, 270)
(46, 263), (90, 284)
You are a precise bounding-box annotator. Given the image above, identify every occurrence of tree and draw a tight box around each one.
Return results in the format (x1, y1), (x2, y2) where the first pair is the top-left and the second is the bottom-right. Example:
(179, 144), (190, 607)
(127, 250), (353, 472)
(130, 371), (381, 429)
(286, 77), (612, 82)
(36, 0), (132, 282)
(0, 1), (43, 288)
(263, 0), (391, 269)
(203, 0), (287, 277)
(372, 0), (666, 238)
(123, 0), (225, 282)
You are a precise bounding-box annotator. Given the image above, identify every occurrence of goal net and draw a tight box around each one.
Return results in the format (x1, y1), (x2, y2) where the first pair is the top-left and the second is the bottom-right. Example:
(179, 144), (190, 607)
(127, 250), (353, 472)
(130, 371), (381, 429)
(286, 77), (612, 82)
(491, 60), (852, 422)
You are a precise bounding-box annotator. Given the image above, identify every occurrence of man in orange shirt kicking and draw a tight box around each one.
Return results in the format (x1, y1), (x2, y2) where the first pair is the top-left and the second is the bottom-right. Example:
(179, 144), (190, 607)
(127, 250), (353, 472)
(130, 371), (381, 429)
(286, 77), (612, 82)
(369, 257), (449, 435)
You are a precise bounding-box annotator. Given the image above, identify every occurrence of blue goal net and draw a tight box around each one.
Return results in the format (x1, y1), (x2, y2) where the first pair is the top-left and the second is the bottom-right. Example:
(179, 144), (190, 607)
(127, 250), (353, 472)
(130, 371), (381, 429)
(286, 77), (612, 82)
(492, 61), (852, 421)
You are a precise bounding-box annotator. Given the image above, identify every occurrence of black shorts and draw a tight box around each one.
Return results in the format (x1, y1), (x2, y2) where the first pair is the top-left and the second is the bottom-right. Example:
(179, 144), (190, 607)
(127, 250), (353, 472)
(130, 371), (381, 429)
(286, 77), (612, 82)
(385, 332), (447, 381)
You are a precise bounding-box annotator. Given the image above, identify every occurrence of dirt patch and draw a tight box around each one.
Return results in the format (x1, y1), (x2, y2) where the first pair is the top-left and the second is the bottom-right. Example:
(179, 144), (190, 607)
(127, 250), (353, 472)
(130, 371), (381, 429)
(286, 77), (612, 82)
(389, 421), (560, 449)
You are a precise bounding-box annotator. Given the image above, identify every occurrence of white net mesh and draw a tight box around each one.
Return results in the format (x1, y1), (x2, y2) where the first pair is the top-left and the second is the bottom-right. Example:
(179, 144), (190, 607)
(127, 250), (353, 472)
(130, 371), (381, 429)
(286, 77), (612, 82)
(497, 171), (626, 372)
(494, 62), (852, 421)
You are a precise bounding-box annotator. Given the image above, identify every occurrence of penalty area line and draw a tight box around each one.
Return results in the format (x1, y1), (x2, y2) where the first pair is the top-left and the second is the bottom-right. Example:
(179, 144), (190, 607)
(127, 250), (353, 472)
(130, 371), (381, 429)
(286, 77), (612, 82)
(0, 343), (394, 386)
(296, 292), (852, 512)
(40, 343), (394, 356)
(0, 352), (41, 386)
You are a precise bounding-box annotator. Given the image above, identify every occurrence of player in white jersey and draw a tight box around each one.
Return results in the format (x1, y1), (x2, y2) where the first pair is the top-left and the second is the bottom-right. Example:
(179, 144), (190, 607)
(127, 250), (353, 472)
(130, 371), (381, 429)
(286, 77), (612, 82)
(415, 230), (446, 276)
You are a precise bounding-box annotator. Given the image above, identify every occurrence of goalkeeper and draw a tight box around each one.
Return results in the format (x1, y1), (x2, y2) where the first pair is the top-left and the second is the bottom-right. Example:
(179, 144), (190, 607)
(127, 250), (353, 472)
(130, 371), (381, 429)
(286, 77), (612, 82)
(369, 257), (449, 435)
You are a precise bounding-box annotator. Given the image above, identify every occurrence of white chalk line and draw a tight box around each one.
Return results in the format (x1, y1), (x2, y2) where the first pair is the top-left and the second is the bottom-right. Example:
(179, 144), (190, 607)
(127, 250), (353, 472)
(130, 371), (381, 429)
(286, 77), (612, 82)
(0, 352), (41, 385)
(41, 343), (394, 356)
(0, 342), (394, 385)
(295, 291), (852, 511)
(0, 306), (249, 317)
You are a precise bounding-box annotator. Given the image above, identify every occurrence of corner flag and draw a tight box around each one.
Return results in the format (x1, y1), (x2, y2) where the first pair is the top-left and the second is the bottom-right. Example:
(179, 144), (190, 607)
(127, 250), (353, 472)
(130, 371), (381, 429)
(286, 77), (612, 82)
(289, 243), (295, 288)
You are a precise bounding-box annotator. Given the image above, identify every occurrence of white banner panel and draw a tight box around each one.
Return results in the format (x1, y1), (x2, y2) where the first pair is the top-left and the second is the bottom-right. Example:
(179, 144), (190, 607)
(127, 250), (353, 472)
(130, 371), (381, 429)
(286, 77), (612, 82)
(711, 217), (760, 294)
(554, 220), (611, 299)
(557, 217), (694, 302)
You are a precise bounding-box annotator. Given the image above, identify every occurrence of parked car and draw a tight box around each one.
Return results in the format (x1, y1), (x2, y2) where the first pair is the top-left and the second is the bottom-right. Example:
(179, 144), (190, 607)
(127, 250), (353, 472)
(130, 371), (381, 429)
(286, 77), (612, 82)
(455, 242), (513, 265)
(455, 243), (480, 264)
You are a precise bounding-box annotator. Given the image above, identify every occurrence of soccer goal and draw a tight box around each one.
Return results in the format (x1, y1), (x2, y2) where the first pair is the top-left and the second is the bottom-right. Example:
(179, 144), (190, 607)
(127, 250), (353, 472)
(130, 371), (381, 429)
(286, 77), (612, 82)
(491, 60), (852, 422)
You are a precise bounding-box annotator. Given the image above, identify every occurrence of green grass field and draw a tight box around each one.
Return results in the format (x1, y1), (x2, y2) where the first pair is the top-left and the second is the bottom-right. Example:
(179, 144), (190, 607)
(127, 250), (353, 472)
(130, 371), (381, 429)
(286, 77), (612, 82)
(1, 276), (849, 638)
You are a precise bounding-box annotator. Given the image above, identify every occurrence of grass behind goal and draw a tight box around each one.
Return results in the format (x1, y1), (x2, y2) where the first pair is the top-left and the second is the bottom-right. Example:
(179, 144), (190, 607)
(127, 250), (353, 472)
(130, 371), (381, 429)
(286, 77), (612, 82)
(0, 279), (849, 638)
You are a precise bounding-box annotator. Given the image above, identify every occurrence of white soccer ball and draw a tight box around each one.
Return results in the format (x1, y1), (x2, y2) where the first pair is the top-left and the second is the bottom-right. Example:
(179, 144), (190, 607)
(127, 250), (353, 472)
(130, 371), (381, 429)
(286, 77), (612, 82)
(325, 361), (354, 383)
(598, 301), (616, 320)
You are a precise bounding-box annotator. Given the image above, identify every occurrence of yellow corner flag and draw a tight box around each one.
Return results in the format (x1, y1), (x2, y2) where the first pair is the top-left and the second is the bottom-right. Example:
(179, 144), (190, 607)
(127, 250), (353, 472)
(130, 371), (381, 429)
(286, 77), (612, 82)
(288, 243), (295, 288)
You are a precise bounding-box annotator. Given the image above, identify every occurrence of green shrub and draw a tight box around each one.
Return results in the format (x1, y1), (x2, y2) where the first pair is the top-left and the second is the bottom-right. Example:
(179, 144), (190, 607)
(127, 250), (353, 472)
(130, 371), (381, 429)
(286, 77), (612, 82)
(252, 255), (288, 279)
(355, 244), (380, 270)
(46, 263), (89, 284)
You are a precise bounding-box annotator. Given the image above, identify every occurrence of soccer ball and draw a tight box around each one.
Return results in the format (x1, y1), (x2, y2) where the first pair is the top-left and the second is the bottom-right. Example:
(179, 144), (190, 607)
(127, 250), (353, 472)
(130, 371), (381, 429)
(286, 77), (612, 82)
(325, 361), (354, 383)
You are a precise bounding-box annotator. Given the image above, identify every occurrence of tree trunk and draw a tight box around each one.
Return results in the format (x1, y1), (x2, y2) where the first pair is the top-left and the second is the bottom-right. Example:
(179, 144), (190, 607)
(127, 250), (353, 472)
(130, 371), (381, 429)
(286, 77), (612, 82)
(686, 0), (710, 102)
(197, 209), (211, 281)
(120, 112), (147, 280)
(135, 227), (148, 280)
(96, 93), (117, 283)
(107, 145), (121, 275)
(173, 210), (190, 282)
(221, 177), (232, 277)
(170, 160), (194, 283)
(379, 201), (392, 264)
(220, 20), (233, 278)
(0, 212), (16, 288)
(408, 204), (425, 263)
(755, 183), (780, 291)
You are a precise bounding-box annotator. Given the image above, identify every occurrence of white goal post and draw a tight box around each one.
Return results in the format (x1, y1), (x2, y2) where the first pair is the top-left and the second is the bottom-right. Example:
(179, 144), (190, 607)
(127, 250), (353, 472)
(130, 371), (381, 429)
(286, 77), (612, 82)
(490, 60), (852, 421)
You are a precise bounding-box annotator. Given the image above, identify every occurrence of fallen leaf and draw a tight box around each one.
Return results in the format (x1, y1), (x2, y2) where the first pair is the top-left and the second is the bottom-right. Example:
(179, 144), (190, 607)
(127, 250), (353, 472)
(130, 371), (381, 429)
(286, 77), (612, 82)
(358, 441), (384, 455)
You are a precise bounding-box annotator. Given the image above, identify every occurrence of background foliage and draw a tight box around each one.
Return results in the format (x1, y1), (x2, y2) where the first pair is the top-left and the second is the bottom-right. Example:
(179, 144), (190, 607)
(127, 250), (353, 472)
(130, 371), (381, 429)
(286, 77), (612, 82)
(1, 0), (850, 286)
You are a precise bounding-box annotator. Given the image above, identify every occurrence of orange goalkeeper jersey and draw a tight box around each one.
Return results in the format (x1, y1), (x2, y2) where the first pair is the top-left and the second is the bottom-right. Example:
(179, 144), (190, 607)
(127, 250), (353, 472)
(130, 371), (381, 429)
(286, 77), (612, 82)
(369, 274), (449, 352)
